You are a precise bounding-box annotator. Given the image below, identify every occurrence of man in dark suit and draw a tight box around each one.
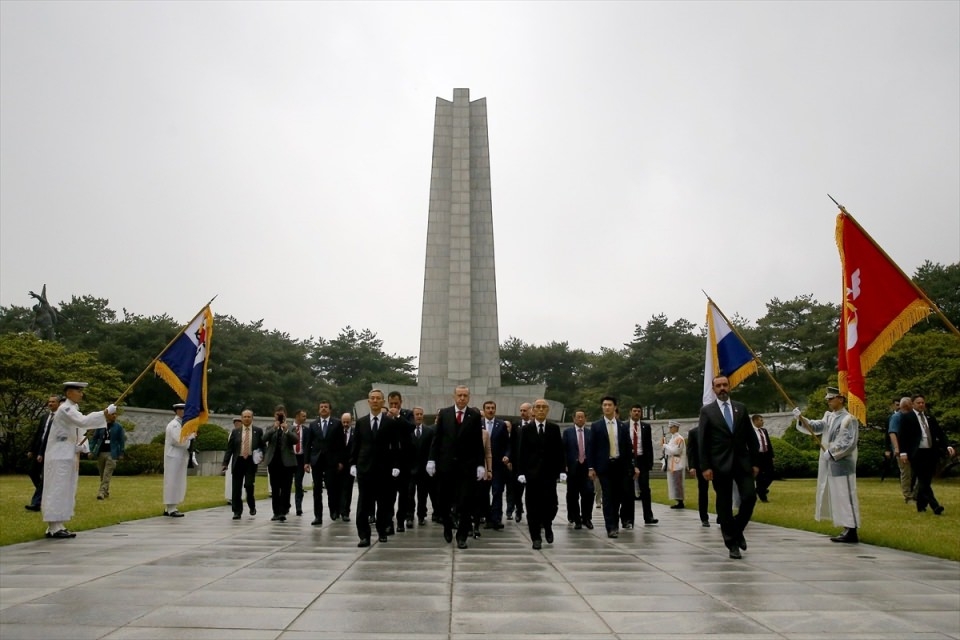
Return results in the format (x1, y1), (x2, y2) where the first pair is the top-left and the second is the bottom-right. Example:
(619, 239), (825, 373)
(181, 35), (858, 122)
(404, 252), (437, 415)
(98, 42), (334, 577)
(483, 400), (510, 530)
(622, 404), (657, 527)
(387, 391), (416, 531)
(508, 402), (533, 522)
(562, 410), (594, 530)
(752, 414), (775, 503)
(685, 425), (710, 527)
(25, 394), (60, 512)
(408, 407), (435, 526)
(899, 394), (956, 515)
(698, 375), (759, 559)
(263, 405), (298, 521)
(516, 399), (565, 549)
(336, 413), (355, 522)
(304, 400), (339, 525)
(588, 395), (637, 538)
(289, 409), (310, 517)
(427, 385), (486, 549)
(222, 409), (265, 519)
(350, 389), (402, 547)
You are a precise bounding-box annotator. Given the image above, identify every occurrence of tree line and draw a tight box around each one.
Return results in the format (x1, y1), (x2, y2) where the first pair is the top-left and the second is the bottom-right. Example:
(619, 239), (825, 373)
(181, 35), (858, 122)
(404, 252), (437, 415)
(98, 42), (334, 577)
(1, 260), (957, 473)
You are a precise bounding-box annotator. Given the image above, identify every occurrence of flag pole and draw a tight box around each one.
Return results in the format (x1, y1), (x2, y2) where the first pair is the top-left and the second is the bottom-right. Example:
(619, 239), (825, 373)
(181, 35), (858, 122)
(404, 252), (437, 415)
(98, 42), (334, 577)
(113, 295), (217, 406)
(828, 195), (959, 338)
(702, 291), (825, 451)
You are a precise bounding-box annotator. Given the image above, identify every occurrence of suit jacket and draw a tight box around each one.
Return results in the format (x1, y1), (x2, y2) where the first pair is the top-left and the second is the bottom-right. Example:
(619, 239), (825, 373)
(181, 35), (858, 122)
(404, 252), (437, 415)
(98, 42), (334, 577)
(429, 405), (485, 476)
(697, 399), (758, 476)
(899, 411), (949, 459)
(304, 417), (341, 468)
(626, 420), (655, 470)
(686, 426), (701, 472)
(350, 411), (401, 476)
(562, 425), (592, 474)
(222, 425), (265, 469)
(327, 423), (352, 472)
(409, 423), (435, 475)
(588, 417), (635, 475)
(755, 427), (775, 467)
(516, 421), (564, 482)
(263, 424), (298, 467)
(30, 411), (55, 458)
(488, 418), (511, 468)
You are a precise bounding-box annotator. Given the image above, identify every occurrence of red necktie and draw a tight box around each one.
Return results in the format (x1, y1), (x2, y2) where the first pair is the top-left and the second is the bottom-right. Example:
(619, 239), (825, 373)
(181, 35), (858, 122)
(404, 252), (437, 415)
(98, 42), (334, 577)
(633, 423), (639, 455)
(294, 425), (301, 455)
(456, 410), (463, 424)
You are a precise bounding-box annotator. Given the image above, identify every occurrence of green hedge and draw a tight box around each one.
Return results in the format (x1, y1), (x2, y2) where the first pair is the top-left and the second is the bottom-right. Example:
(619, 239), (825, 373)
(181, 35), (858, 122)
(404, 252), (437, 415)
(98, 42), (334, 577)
(149, 423), (227, 450)
(77, 443), (164, 476)
(771, 436), (818, 478)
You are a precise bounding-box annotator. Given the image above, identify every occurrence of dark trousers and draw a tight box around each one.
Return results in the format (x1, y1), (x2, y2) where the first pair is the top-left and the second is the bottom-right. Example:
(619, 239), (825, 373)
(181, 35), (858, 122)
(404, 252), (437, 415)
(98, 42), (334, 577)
(435, 470), (472, 541)
(525, 477), (559, 541)
(713, 471), (757, 549)
(695, 471), (710, 522)
(489, 467), (508, 524)
(396, 471), (413, 524)
(621, 466), (653, 525)
(474, 479), (491, 526)
(292, 456), (306, 513)
(311, 465), (326, 520)
(510, 476), (525, 516)
(409, 472), (433, 521)
(339, 471), (355, 516)
(755, 459), (774, 499)
(28, 458), (43, 507)
(231, 457), (258, 515)
(565, 465), (595, 524)
(324, 464), (341, 518)
(913, 449), (942, 511)
(268, 461), (293, 516)
(599, 459), (630, 533)
(356, 473), (393, 540)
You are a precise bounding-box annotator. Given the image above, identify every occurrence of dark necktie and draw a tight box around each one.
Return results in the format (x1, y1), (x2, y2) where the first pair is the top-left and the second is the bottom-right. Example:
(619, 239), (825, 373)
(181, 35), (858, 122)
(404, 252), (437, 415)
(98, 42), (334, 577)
(372, 416), (379, 435)
(416, 426), (421, 438)
(538, 423), (544, 437)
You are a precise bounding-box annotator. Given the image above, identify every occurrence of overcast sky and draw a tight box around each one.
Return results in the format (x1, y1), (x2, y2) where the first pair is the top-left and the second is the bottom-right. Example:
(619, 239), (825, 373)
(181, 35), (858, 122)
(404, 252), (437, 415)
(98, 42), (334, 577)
(2, 1), (957, 367)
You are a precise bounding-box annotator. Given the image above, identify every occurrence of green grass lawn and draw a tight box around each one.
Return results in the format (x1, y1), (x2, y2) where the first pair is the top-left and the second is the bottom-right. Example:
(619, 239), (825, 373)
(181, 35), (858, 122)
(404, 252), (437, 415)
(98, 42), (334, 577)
(2, 474), (958, 560)
(0, 474), (268, 547)
(650, 475), (960, 561)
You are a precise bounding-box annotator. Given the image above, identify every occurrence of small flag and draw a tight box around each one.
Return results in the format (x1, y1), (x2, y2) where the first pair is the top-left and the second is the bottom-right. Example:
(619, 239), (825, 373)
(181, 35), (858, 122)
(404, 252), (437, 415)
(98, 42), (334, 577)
(703, 299), (758, 404)
(154, 306), (213, 441)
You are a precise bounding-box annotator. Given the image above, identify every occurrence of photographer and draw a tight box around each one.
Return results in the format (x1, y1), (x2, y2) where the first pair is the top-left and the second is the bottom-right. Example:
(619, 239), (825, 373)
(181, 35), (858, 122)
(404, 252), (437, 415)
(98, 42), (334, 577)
(263, 404), (298, 522)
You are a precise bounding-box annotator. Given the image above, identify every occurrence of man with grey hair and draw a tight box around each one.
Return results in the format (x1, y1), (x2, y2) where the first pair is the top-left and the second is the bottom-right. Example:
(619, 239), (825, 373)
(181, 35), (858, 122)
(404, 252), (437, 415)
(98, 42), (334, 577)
(887, 396), (915, 503)
(509, 401), (533, 523)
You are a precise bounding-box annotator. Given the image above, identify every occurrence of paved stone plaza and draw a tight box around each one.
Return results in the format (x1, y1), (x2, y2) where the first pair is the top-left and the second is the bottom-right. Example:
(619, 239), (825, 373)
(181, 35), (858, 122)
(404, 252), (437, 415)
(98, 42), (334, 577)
(1, 489), (958, 640)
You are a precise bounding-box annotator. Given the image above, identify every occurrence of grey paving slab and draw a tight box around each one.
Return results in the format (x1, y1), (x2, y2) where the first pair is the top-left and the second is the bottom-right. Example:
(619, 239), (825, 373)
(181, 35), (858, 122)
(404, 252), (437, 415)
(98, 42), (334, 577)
(0, 488), (957, 640)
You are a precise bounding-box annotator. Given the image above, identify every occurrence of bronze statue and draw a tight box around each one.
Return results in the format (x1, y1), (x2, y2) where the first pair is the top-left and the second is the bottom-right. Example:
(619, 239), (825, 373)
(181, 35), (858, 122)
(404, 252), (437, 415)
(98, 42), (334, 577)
(29, 284), (57, 340)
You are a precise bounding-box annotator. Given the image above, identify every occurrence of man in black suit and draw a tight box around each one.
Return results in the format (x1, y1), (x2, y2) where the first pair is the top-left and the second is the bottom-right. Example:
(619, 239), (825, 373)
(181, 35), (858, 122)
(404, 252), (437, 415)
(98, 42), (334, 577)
(752, 414), (775, 503)
(304, 400), (339, 525)
(350, 389), (402, 547)
(222, 409), (265, 520)
(408, 407), (435, 526)
(25, 394), (60, 511)
(288, 409), (310, 517)
(336, 413), (355, 522)
(387, 391), (416, 531)
(899, 394), (956, 515)
(427, 385), (486, 549)
(588, 395), (637, 538)
(508, 402), (533, 523)
(622, 404), (657, 527)
(685, 425), (710, 527)
(481, 400), (509, 530)
(516, 399), (565, 549)
(562, 410), (594, 530)
(698, 375), (759, 559)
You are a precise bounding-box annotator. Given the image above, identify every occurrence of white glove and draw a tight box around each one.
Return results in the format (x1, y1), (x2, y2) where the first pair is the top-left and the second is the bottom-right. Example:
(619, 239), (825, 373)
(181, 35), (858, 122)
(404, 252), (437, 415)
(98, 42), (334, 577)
(559, 472), (567, 482)
(350, 465), (357, 477)
(792, 407), (801, 419)
(476, 466), (485, 481)
(391, 468), (400, 478)
(187, 432), (197, 440)
(518, 474), (526, 484)
(106, 404), (117, 415)
(822, 450), (835, 461)
(426, 460), (436, 477)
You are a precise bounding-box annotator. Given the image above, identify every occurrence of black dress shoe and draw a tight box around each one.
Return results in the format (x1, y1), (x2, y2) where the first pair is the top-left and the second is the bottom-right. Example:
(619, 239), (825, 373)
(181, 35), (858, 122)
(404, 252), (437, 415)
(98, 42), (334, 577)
(271, 515), (281, 521)
(250, 508), (256, 516)
(729, 547), (742, 559)
(311, 519), (322, 526)
(456, 538), (468, 549)
(623, 523), (634, 529)
(443, 529), (453, 543)
(830, 528), (859, 543)
(386, 525), (395, 536)
(168, 511), (184, 518)
(279, 516), (286, 522)
(738, 535), (747, 551)
(532, 539), (542, 550)
(607, 530), (619, 538)
(644, 519), (659, 525)
(24, 505), (40, 512)
(232, 514), (241, 520)
(341, 516), (350, 522)
(670, 502), (684, 509)
(701, 521), (710, 527)
(50, 529), (76, 539)
(933, 506), (945, 515)
(574, 522), (583, 530)
(405, 519), (414, 528)
(544, 528), (554, 544)
(296, 510), (303, 516)
(418, 518), (426, 526)
(357, 538), (370, 547)
(396, 524), (405, 533)
(584, 521), (594, 530)
(472, 528), (481, 539)
(378, 536), (389, 543)
(515, 512), (522, 523)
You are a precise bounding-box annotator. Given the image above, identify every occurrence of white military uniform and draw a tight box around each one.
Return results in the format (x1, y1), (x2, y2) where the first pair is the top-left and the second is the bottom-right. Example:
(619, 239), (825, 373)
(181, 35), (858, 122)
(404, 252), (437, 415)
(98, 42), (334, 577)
(796, 408), (860, 528)
(41, 399), (107, 530)
(163, 415), (192, 510)
(663, 431), (687, 500)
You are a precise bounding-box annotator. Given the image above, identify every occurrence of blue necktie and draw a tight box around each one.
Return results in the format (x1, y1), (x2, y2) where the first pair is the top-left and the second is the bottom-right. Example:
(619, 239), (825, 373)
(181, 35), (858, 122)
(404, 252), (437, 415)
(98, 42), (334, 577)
(722, 402), (734, 432)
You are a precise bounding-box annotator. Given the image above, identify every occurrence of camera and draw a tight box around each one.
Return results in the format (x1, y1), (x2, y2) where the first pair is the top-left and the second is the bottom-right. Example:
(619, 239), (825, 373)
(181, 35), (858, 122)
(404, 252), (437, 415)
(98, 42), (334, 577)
(276, 413), (286, 424)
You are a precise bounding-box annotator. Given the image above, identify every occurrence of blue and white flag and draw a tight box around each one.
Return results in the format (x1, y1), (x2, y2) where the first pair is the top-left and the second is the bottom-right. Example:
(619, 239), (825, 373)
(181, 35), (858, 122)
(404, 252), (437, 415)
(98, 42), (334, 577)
(154, 306), (213, 441)
(702, 299), (757, 404)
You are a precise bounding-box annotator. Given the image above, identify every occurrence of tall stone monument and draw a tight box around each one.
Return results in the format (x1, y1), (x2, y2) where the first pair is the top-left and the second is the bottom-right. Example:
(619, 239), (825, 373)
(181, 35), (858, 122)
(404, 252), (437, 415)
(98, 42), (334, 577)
(361, 89), (562, 418)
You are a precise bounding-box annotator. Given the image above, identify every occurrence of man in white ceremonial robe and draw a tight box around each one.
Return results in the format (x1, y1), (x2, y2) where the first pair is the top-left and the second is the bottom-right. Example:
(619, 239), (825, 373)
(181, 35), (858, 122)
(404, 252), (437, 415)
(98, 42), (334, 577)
(793, 386), (861, 543)
(163, 403), (194, 517)
(661, 420), (687, 509)
(42, 382), (116, 539)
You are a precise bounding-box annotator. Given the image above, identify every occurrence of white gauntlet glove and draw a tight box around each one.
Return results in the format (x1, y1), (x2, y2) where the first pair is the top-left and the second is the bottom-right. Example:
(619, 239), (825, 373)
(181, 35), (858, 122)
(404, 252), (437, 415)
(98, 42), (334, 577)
(517, 474), (526, 484)
(426, 460), (436, 477)
(476, 466), (485, 481)
(350, 465), (357, 477)
(106, 404), (117, 415)
(559, 472), (568, 482)
(391, 468), (400, 478)
(792, 407), (801, 419)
